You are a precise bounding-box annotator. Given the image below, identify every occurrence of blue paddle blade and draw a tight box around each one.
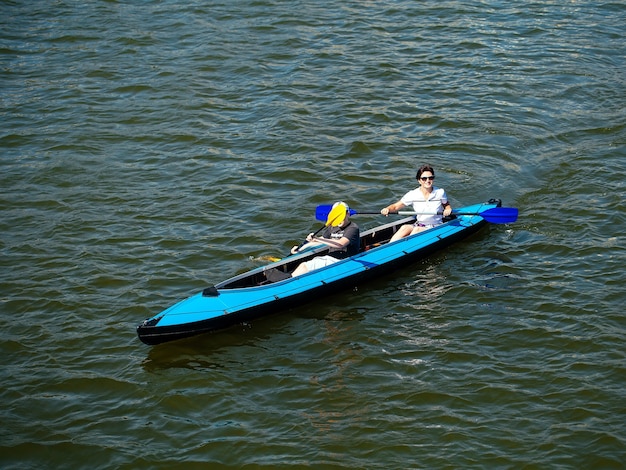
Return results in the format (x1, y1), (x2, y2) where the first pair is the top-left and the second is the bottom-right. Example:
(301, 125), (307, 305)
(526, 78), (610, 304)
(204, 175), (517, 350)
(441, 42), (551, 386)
(315, 205), (357, 221)
(477, 207), (518, 223)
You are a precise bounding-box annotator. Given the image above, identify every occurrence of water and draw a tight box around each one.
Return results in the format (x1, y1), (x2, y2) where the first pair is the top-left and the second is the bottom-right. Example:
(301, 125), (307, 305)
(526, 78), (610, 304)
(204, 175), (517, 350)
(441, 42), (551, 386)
(1, 0), (625, 468)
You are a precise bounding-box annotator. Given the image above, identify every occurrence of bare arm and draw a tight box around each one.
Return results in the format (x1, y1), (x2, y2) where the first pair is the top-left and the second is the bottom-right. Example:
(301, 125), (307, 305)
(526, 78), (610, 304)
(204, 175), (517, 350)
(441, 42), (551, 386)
(381, 201), (406, 216)
(291, 233), (350, 254)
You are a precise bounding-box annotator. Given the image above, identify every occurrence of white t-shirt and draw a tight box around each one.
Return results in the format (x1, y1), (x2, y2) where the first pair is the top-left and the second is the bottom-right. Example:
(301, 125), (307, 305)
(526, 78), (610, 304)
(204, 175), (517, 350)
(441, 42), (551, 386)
(400, 187), (448, 226)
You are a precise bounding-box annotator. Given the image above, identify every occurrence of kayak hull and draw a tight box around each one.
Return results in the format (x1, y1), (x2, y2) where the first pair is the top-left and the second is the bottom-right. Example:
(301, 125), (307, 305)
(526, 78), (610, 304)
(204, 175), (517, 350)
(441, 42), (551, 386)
(137, 200), (502, 345)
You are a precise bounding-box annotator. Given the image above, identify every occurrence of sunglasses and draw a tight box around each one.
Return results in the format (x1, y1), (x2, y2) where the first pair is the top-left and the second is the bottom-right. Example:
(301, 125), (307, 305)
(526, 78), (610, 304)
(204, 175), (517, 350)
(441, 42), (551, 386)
(420, 175), (435, 181)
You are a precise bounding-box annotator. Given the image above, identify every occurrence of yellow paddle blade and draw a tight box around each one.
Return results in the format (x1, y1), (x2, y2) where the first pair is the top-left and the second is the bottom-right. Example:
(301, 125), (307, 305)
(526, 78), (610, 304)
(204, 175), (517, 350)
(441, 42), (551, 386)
(325, 204), (347, 227)
(251, 255), (282, 263)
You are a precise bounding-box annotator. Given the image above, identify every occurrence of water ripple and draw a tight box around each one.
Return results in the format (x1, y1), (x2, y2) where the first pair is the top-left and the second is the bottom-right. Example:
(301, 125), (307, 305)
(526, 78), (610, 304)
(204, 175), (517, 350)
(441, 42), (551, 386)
(2, 0), (625, 468)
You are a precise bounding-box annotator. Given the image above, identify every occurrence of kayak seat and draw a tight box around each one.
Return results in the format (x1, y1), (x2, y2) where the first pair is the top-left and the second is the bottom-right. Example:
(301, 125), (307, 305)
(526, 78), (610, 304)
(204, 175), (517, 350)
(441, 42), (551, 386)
(264, 268), (292, 283)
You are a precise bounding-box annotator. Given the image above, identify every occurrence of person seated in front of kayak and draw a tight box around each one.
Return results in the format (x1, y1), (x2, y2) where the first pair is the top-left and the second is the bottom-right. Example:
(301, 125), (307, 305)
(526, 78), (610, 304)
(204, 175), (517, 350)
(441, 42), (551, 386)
(290, 201), (360, 277)
(381, 164), (452, 243)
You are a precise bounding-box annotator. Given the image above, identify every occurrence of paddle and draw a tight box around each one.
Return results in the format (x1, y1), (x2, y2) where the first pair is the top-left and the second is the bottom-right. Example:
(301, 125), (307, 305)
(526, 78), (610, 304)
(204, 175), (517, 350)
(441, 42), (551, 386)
(315, 205), (518, 224)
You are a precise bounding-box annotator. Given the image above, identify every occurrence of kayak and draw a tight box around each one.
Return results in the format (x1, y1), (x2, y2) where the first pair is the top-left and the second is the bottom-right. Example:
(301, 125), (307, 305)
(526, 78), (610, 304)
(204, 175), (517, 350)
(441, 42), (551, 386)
(137, 199), (514, 345)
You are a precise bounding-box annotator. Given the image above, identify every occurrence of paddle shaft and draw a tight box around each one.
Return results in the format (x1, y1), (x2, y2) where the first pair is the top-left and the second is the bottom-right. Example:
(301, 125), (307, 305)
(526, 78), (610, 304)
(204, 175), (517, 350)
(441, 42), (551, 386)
(362, 210), (476, 216)
(315, 205), (518, 224)
(383, 208), (517, 223)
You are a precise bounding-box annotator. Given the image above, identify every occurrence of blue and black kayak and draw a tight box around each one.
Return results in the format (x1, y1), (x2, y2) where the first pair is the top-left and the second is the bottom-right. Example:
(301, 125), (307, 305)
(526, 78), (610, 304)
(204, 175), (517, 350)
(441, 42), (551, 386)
(136, 199), (517, 345)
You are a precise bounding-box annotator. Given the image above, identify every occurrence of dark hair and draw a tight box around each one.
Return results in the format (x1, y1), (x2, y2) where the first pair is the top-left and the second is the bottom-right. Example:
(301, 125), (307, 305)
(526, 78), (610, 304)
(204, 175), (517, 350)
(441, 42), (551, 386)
(416, 164), (435, 180)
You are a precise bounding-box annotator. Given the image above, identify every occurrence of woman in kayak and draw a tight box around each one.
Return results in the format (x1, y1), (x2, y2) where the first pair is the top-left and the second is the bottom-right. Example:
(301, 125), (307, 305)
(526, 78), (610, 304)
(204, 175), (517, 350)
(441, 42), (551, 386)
(381, 164), (452, 242)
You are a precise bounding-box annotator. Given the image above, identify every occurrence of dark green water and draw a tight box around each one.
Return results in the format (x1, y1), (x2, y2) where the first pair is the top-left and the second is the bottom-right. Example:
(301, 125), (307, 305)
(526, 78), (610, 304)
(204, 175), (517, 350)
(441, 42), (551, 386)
(1, 1), (624, 468)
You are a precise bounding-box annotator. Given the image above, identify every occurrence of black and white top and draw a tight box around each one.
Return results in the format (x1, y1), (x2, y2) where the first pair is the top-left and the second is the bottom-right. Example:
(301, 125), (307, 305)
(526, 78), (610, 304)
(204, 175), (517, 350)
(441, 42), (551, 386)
(322, 221), (360, 259)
